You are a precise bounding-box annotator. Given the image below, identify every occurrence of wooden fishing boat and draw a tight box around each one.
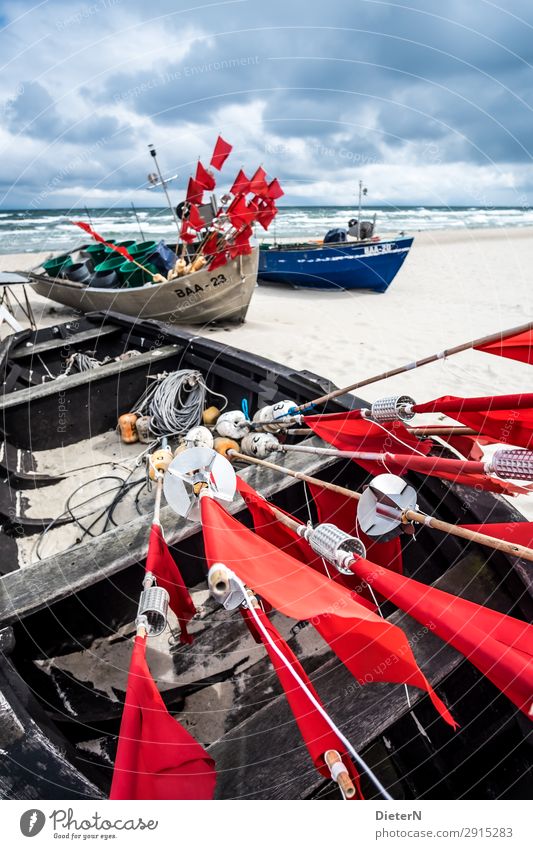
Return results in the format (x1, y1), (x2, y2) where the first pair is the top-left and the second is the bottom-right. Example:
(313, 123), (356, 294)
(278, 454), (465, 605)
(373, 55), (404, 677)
(258, 236), (413, 291)
(0, 312), (531, 800)
(25, 248), (258, 325)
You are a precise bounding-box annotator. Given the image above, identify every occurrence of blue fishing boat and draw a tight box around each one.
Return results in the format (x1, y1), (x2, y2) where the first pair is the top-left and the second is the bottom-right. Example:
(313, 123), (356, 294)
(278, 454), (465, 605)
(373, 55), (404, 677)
(258, 235), (413, 292)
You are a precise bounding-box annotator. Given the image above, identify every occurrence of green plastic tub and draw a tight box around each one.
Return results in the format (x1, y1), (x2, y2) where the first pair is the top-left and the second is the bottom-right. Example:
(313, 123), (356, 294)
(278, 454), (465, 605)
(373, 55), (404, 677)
(85, 244), (107, 265)
(95, 255), (125, 273)
(118, 261), (158, 288)
(43, 254), (73, 278)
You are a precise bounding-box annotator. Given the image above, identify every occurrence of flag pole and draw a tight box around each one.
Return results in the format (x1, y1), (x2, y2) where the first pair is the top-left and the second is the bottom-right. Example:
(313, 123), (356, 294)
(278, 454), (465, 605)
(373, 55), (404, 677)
(228, 450), (533, 564)
(130, 201), (146, 240)
(290, 320), (533, 413)
(148, 143), (182, 238)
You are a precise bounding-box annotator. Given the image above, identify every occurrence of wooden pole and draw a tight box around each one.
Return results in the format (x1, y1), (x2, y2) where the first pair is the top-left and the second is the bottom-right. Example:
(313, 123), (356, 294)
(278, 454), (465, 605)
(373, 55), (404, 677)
(290, 320), (533, 413)
(230, 450), (533, 564)
(277, 425), (479, 437)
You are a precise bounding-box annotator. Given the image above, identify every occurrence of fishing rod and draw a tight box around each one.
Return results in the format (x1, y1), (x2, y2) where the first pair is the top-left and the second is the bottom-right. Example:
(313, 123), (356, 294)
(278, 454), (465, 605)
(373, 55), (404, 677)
(227, 449), (533, 564)
(285, 320), (533, 415)
(236, 433), (533, 483)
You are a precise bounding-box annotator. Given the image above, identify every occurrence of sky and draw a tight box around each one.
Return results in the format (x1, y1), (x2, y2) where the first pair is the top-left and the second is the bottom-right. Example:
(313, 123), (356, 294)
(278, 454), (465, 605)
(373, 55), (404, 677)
(0, 0), (532, 208)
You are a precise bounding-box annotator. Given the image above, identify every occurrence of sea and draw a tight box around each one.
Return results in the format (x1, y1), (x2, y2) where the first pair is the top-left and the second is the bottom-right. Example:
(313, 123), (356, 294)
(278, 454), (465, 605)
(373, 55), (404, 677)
(0, 205), (532, 255)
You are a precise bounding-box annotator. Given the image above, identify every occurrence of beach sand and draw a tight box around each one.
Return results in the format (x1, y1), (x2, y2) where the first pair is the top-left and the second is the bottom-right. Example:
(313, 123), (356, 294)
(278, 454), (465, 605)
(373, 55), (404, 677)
(2, 227), (531, 404)
(1, 225), (531, 530)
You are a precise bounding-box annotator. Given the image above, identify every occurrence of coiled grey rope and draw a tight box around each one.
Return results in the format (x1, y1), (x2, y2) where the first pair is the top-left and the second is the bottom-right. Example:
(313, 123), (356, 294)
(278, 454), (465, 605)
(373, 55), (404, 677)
(134, 369), (206, 437)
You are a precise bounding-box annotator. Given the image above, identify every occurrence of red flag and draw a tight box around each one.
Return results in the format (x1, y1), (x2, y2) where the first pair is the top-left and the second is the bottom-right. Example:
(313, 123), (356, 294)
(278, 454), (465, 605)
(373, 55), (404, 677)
(227, 194), (252, 229)
(250, 166), (269, 196)
(72, 221), (134, 261)
(228, 225), (253, 258)
(201, 232), (220, 256)
(146, 524), (196, 644)
(186, 177), (204, 205)
(237, 476), (375, 602)
(240, 606), (362, 797)
(230, 169), (250, 196)
(210, 135), (232, 170)
(267, 178), (284, 200)
(475, 328), (533, 366)
(307, 482), (404, 576)
(460, 520), (533, 549)
(256, 199), (277, 230)
(413, 394), (533, 450)
(110, 636), (216, 799)
(349, 557), (533, 717)
(201, 492), (456, 727)
(180, 220), (196, 244)
(188, 204), (206, 231)
(237, 480), (533, 718)
(208, 250), (228, 271)
(195, 160), (216, 191)
(304, 410), (526, 494)
(304, 409), (430, 455)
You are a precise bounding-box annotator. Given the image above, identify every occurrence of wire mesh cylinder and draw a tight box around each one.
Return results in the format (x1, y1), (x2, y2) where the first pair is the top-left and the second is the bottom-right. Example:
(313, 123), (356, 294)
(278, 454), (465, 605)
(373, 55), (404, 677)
(370, 395), (416, 422)
(307, 523), (366, 572)
(137, 585), (169, 636)
(491, 449), (533, 481)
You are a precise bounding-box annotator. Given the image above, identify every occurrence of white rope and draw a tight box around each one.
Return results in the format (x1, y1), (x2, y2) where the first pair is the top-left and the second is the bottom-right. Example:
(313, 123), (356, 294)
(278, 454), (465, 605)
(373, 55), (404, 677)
(232, 573), (393, 800)
(134, 369), (205, 437)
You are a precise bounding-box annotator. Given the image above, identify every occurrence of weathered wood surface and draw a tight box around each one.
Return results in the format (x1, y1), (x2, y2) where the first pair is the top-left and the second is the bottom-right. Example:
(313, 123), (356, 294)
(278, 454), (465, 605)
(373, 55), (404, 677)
(0, 440), (337, 627)
(206, 553), (523, 800)
(0, 342), (179, 409)
(0, 656), (104, 799)
(8, 324), (119, 360)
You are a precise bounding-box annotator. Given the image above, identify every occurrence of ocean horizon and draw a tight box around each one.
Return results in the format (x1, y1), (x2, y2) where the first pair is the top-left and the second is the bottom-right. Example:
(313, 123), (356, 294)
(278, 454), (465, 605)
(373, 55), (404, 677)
(0, 205), (532, 255)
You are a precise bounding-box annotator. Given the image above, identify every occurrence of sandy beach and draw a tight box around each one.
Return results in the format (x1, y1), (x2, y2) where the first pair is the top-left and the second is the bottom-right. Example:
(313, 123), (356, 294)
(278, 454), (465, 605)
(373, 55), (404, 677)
(3, 226), (531, 405)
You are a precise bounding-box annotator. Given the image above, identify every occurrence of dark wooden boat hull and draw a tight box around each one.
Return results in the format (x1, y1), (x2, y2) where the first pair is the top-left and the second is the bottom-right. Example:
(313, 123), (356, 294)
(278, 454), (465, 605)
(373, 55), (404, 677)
(0, 313), (531, 800)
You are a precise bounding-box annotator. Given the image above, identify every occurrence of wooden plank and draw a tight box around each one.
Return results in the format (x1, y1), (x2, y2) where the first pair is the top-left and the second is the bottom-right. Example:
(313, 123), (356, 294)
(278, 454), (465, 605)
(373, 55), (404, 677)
(0, 343), (180, 409)
(9, 324), (119, 360)
(206, 553), (521, 800)
(0, 441), (337, 627)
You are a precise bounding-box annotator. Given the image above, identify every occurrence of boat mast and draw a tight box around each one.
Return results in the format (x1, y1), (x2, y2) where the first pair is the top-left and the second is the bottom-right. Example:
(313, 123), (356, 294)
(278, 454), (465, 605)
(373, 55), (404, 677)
(357, 179), (367, 240)
(147, 143), (182, 238)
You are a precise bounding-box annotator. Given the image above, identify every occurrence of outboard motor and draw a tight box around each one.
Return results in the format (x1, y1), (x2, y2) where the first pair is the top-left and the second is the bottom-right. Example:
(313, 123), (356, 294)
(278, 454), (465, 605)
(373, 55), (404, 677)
(347, 219), (375, 240)
(323, 228), (348, 244)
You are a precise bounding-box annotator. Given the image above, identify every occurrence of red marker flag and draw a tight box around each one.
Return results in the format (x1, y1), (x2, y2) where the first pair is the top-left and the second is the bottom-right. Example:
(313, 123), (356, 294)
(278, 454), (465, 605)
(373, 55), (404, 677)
(475, 328), (533, 366)
(210, 135), (232, 170)
(146, 524), (196, 644)
(256, 199), (277, 230)
(72, 221), (135, 262)
(413, 394), (533, 450)
(240, 606), (362, 797)
(267, 178), (284, 200)
(187, 204), (206, 231)
(238, 479), (533, 718)
(180, 220), (196, 244)
(201, 492), (456, 727)
(186, 177), (204, 205)
(202, 232), (220, 256)
(208, 250), (228, 271)
(195, 160), (216, 191)
(230, 168), (250, 196)
(110, 635), (216, 800)
(249, 165), (269, 197)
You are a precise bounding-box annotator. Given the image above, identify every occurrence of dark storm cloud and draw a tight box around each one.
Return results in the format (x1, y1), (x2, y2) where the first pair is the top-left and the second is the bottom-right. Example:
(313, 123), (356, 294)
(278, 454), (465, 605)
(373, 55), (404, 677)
(1, 0), (533, 205)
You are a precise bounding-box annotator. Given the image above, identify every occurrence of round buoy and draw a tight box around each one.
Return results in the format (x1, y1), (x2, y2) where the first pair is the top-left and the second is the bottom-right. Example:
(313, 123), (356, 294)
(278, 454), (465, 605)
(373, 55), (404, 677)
(216, 410), (250, 439)
(118, 413), (139, 444)
(149, 447), (173, 480)
(202, 406), (220, 426)
(214, 437), (240, 458)
(185, 425), (214, 449)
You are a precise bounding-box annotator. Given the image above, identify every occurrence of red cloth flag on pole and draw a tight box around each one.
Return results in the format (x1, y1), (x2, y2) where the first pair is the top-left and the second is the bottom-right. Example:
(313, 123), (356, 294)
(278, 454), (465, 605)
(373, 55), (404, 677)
(227, 195), (253, 229)
(475, 328), (533, 366)
(146, 524), (196, 644)
(256, 199), (277, 230)
(72, 221), (135, 262)
(110, 635), (216, 799)
(240, 606), (362, 797)
(249, 166), (269, 197)
(210, 135), (232, 170)
(201, 492), (456, 727)
(208, 250), (228, 271)
(195, 160), (216, 191)
(230, 169), (251, 196)
(238, 480), (533, 718)
(413, 394), (533, 450)
(186, 177), (204, 205)
(267, 177), (284, 200)
(187, 204), (206, 231)
(180, 219), (196, 244)
(202, 232), (220, 256)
